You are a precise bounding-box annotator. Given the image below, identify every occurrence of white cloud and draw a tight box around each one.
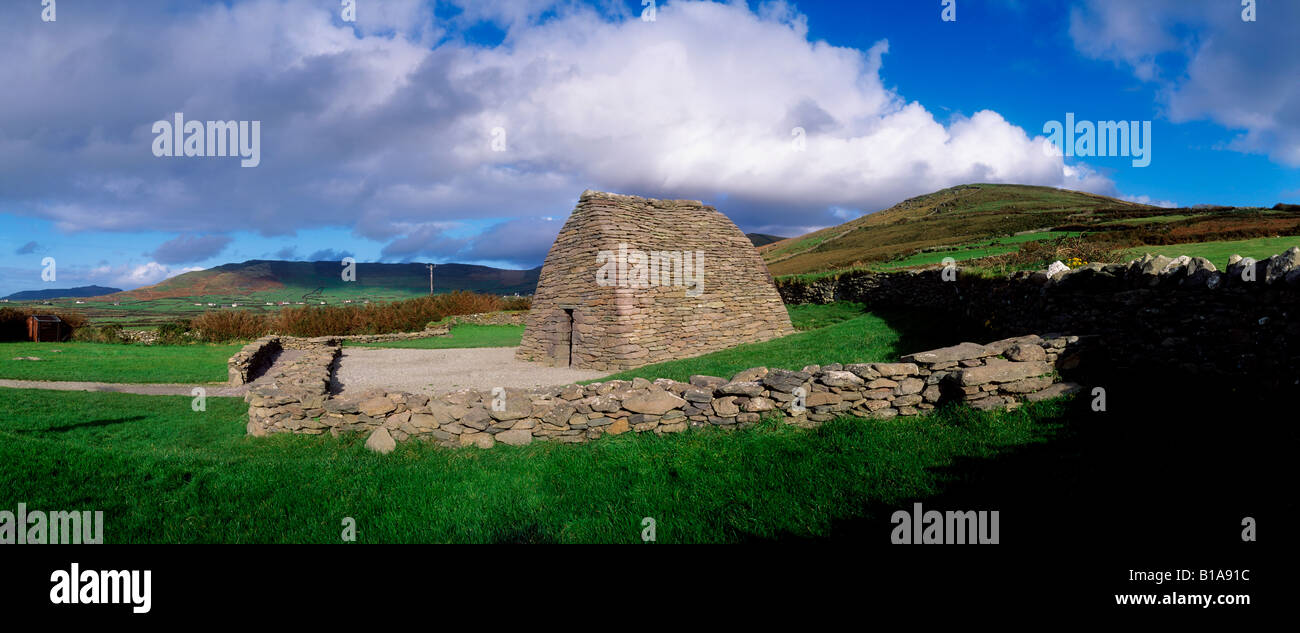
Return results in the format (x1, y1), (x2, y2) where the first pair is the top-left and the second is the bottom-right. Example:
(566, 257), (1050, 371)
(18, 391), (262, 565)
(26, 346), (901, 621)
(435, 1), (1102, 225)
(84, 262), (204, 289)
(1121, 194), (1177, 209)
(0, 0), (1144, 266)
(1070, 0), (1300, 166)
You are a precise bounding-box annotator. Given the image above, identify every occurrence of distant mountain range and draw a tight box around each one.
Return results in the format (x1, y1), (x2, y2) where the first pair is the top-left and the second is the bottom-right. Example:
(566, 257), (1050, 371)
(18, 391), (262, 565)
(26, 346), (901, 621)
(2, 285), (123, 301)
(92, 260), (542, 302)
(6, 239), (782, 304)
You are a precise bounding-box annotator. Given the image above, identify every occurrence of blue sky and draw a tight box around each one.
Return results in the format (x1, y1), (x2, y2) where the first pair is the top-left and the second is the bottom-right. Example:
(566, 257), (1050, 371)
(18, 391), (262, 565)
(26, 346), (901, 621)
(1, 0), (1297, 296)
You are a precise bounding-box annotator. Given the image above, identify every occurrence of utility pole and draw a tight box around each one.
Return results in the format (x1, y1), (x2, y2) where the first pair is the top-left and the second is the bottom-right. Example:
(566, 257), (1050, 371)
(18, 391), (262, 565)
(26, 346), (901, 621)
(428, 263), (435, 295)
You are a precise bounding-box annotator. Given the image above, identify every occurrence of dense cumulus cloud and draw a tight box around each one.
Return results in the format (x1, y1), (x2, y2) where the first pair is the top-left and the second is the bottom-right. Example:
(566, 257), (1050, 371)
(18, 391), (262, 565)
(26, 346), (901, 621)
(6, 0), (1267, 272)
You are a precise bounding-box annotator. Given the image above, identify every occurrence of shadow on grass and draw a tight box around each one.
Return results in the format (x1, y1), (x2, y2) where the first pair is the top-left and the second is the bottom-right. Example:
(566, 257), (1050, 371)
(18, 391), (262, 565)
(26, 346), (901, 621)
(870, 307), (988, 358)
(736, 376), (1296, 548)
(17, 415), (147, 434)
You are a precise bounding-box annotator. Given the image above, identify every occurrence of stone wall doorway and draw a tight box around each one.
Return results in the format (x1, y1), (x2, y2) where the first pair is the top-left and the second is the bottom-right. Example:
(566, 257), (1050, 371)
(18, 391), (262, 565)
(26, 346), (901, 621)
(556, 308), (574, 367)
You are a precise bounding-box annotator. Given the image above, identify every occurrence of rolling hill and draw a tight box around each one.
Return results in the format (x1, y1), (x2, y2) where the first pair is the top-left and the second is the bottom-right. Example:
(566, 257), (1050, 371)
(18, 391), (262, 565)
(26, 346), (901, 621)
(2, 285), (122, 301)
(95, 260), (540, 303)
(761, 184), (1153, 276)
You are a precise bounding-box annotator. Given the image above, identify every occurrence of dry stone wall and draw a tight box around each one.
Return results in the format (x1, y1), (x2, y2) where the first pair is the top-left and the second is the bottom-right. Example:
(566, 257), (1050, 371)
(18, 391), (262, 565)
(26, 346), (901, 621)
(243, 333), (1083, 452)
(243, 340), (339, 436)
(517, 191), (794, 370)
(227, 326), (449, 386)
(228, 336), (282, 385)
(445, 311), (528, 326)
(776, 248), (1300, 390)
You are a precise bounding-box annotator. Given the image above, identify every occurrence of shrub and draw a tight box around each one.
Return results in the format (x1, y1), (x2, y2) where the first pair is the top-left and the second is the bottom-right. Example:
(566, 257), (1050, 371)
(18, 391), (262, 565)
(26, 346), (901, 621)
(156, 319), (194, 345)
(979, 236), (1127, 275)
(193, 310), (271, 342)
(73, 324), (126, 344)
(188, 291), (526, 339)
(428, 289), (505, 316)
(502, 296), (532, 311)
(270, 290), (516, 337)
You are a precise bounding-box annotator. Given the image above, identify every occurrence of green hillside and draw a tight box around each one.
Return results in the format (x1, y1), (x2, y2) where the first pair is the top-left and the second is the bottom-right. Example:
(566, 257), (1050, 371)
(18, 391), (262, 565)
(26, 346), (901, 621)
(762, 184), (1150, 275)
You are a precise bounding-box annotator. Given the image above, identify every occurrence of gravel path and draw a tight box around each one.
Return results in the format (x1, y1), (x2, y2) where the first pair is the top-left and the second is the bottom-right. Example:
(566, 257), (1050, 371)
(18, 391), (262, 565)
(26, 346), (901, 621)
(333, 347), (608, 397)
(1, 347), (610, 399)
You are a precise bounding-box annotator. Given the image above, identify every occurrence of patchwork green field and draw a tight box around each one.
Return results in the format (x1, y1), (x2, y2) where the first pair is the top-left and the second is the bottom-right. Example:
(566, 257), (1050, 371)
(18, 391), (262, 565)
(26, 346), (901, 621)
(0, 341), (241, 384)
(1123, 236), (1300, 269)
(845, 231), (1083, 276)
(0, 385), (1073, 543)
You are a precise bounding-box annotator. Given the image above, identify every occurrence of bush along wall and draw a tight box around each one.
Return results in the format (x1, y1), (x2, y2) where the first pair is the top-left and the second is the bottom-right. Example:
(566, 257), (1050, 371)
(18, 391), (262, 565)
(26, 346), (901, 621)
(243, 333), (1084, 452)
(776, 248), (1300, 390)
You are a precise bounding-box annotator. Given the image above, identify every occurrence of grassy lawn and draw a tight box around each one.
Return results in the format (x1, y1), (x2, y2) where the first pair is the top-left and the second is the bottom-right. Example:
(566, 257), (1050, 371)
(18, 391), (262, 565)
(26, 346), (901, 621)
(599, 308), (954, 383)
(0, 341), (241, 384)
(1124, 236), (1300, 269)
(0, 387), (1072, 543)
(872, 231), (1081, 272)
(346, 324), (524, 349)
(1096, 214), (1191, 226)
(787, 302), (869, 330)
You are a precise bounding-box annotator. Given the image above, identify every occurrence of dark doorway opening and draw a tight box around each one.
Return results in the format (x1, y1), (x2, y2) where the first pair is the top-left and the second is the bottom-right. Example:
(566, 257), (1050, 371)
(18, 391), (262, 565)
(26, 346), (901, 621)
(559, 309), (574, 367)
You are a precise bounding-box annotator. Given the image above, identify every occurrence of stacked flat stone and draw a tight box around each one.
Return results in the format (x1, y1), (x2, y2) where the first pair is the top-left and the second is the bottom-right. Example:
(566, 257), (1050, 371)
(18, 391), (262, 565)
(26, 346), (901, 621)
(775, 247), (1300, 386)
(244, 340), (340, 436)
(242, 334), (1083, 452)
(228, 336), (283, 385)
(517, 190), (795, 370)
(445, 312), (528, 326)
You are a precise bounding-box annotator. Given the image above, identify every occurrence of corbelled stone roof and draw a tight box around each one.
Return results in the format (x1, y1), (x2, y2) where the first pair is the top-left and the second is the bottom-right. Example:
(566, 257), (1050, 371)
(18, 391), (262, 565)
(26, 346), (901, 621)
(517, 191), (794, 370)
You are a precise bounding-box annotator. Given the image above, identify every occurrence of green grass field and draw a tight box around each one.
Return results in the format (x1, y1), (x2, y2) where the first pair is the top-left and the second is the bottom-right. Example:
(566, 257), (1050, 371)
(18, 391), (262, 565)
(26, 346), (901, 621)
(787, 302), (869, 330)
(872, 231), (1081, 272)
(0, 387), (1072, 543)
(599, 306), (955, 383)
(0, 341), (241, 384)
(346, 324), (524, 349)
(1124, 236), (1300, 269)
(1096, 214), (1192, 226)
